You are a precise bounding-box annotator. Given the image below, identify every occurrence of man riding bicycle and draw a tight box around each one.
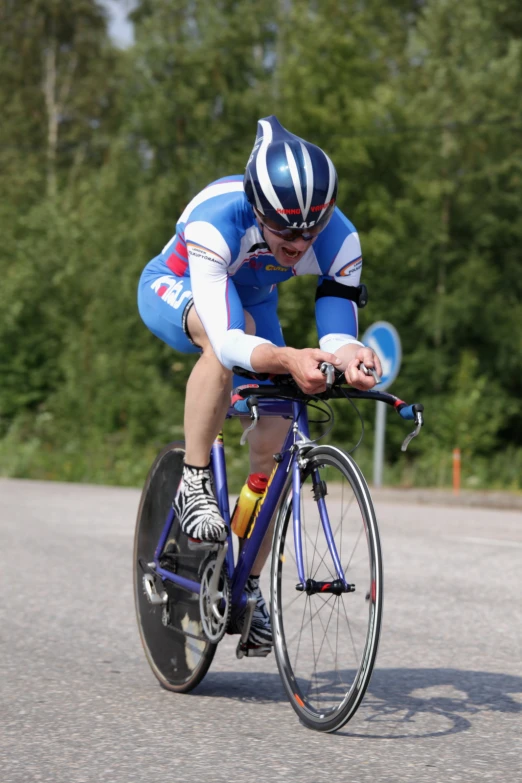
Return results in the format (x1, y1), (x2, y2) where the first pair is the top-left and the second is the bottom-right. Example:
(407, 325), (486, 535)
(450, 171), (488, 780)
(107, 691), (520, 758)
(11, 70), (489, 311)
(138, 115), (382, 651)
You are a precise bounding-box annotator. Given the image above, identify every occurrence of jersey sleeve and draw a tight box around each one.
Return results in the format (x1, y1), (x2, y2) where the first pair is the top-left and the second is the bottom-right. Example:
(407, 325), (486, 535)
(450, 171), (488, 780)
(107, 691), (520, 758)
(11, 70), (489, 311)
(184, 220), (272, 370)
(315, 230), (364, 352)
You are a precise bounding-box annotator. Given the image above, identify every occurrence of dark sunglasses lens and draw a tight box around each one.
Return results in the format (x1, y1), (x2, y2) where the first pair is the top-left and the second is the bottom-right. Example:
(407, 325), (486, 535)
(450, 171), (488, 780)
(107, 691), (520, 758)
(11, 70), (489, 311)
(273, 228), (314, 242)
(280, 228), (300, 240)
(257, 205), (335, 242)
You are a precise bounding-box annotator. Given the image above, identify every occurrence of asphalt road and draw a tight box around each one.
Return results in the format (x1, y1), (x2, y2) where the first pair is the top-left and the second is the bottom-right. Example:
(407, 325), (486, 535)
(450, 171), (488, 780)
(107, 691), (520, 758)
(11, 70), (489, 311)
(1, 478), (521, 783)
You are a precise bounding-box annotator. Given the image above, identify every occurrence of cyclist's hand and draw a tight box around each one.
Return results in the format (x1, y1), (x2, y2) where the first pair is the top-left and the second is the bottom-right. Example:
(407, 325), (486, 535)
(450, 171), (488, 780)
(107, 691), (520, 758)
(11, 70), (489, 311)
(345, 347), (382, 390)
(286, 348), (342, 394)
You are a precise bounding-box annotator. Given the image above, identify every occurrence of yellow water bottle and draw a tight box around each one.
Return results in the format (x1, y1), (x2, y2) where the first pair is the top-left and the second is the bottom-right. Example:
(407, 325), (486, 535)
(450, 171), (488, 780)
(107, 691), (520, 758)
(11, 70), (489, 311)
(231, 473), (269, 538)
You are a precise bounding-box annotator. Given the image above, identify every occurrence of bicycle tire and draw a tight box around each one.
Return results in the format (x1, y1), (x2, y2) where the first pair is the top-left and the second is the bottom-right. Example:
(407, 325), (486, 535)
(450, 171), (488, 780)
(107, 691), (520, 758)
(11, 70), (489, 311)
(271, 444), (383, 732)
(133, 442), (217, 692)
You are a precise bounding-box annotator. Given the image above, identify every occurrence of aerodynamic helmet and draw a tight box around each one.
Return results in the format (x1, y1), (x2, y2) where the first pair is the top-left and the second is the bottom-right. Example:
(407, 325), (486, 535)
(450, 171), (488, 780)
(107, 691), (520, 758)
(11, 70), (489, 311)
(244, 115), (338, 231)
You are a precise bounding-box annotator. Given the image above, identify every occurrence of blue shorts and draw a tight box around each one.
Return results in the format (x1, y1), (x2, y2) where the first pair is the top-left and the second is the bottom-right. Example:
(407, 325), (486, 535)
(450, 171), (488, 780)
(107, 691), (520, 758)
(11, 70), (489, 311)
(137, 264), (285, 365)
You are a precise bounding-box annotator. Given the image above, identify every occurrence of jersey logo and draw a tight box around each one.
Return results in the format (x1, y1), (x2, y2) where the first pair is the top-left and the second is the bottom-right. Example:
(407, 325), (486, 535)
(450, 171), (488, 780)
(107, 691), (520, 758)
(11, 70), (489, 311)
(265, 264), (288, 272)
(151, 276), (192, 310)
(336, 256), (362, 277)
(246, 249), (272, 270)
(186, 241), (225, 264)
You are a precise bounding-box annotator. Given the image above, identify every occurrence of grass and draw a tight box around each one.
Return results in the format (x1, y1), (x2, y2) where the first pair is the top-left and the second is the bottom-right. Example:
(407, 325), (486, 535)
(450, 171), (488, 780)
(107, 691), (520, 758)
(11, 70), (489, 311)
(1, 413), (521, 494)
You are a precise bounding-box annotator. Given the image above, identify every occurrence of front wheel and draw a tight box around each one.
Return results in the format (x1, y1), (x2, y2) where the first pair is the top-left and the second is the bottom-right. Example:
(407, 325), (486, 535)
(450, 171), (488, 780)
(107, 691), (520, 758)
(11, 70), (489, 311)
(271, 445), (383, 732)
(133, 442), (217, 692)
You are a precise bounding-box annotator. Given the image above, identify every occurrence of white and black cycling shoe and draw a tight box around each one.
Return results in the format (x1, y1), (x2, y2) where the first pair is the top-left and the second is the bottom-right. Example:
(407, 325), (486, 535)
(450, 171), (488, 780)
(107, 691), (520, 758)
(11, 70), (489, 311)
(173, 463), (228, 544)
(229, 576), (273, 648)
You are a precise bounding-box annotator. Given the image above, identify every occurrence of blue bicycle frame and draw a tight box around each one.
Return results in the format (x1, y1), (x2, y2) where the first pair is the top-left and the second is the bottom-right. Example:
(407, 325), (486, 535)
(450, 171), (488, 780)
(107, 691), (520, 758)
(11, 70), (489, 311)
(149, 398), (349, 616)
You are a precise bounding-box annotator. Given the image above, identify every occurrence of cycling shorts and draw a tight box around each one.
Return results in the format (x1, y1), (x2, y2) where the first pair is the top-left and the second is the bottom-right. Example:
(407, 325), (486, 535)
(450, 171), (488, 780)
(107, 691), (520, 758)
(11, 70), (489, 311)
(137, 266), (285, 367)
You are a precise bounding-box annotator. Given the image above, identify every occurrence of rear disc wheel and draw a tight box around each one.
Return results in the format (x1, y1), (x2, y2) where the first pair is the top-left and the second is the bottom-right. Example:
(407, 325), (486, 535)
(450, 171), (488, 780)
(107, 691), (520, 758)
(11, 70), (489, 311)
(133, 442), (217, 692)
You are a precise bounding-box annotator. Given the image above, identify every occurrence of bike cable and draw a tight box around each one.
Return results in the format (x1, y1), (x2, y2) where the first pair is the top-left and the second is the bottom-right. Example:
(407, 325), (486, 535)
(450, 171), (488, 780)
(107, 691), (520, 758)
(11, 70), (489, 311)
(339, 388), (365, 454)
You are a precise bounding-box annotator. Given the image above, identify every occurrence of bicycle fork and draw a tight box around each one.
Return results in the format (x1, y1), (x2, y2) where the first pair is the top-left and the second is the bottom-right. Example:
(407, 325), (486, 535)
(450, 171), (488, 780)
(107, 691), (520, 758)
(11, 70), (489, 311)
(291, 418), (354, 596)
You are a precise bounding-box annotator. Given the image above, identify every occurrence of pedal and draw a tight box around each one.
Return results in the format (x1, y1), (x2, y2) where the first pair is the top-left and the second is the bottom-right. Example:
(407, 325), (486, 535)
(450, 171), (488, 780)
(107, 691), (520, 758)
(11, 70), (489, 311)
(142, 573), (168, 605)
(236, 641), (272, 658)
(187, 538), (221, 551)
(235, 596), (267, 659)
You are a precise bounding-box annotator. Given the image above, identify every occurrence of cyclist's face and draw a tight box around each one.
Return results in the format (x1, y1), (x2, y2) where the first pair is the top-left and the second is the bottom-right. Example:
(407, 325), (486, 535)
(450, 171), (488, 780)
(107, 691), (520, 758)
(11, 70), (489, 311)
(260, 224), (317, 266)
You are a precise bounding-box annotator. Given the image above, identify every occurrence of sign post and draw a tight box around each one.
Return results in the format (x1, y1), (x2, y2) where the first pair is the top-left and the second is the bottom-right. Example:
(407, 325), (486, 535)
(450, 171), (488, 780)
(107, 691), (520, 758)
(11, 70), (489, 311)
(361, 322), (402, 488)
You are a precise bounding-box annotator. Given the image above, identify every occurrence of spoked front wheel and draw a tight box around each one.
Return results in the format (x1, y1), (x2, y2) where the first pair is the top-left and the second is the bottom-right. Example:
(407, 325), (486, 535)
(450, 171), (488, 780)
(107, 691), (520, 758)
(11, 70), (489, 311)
(133, 442), (217, 692)
(271, 445), (383, 732)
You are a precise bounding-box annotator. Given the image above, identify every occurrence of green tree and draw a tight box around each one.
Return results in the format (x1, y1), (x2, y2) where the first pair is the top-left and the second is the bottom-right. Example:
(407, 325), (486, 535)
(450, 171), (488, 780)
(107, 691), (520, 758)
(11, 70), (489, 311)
(2, 0), (522, 490)
(0, 0), (119, 426)
(369, 0), (522, 475)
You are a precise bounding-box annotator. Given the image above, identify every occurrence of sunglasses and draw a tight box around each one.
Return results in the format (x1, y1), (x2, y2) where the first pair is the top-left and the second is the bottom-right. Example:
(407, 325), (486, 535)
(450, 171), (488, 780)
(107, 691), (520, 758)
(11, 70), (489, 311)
(255, 205), (334, 243)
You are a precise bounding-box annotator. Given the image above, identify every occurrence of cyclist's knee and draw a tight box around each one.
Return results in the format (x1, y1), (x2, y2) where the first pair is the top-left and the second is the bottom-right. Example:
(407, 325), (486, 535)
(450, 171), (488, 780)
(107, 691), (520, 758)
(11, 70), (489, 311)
(186, 305), (207, 349)
(187, 309), (226, 370)
(247, 418), (289, 471)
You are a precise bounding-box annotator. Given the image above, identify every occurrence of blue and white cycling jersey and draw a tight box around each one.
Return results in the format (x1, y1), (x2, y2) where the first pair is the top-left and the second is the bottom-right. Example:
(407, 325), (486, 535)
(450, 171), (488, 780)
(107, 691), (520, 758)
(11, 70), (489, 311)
(139, 175), (364, 370)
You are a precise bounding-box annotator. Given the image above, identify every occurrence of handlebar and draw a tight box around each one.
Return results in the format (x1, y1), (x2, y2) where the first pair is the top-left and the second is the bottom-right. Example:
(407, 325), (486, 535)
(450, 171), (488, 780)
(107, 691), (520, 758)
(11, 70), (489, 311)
(232, 362), (424, 451)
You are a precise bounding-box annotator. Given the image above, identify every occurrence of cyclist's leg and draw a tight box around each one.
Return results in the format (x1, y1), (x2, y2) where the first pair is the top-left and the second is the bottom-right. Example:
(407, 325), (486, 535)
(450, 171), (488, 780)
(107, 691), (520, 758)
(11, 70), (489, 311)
(177, 306), (256, 541)
(184, 304), (254, 466)
(246, 415), (288, 572)
(241, 288), (290, 572)
(138, 269), (253, 542)
(138, 267), (200, 356)
(136, 269), (220, 686)
(246, 416), (286, 476)
(230, 289), (289, 648)
(138, 266), (241, 466)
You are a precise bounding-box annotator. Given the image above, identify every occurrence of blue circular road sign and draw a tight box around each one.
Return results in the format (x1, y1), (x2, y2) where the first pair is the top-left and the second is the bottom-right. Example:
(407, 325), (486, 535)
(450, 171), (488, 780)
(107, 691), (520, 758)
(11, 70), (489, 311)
(361, 321), (402, 391)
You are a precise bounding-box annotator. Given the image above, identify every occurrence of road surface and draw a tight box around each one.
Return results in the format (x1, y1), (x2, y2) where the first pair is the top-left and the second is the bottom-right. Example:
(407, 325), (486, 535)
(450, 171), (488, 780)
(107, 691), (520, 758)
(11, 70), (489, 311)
(1, 478), (521, 782)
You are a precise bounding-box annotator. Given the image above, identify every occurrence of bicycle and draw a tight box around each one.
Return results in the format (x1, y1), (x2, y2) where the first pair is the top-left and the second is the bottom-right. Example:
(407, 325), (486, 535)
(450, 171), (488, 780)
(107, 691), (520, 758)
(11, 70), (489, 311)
(133, 362), (424, 732)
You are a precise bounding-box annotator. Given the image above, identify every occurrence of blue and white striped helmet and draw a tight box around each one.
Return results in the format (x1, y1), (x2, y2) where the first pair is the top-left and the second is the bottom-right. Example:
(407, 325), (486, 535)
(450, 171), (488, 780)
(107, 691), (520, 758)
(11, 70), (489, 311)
(244, 115), (338, 230)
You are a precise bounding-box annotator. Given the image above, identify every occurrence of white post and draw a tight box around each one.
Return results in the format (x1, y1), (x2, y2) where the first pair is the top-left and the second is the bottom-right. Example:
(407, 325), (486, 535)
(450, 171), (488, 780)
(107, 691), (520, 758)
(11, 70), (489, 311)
(373, 401), (387, 488)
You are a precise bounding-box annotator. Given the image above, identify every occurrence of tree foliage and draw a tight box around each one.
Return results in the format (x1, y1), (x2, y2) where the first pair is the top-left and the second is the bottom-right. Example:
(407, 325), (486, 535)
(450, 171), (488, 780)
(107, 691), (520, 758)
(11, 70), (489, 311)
(1, 0), (521, 489)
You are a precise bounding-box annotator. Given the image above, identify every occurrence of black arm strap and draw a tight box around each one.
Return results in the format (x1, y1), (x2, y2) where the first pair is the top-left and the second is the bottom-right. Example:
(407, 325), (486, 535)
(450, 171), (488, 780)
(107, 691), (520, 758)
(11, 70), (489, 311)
(315, 279), (368, 308)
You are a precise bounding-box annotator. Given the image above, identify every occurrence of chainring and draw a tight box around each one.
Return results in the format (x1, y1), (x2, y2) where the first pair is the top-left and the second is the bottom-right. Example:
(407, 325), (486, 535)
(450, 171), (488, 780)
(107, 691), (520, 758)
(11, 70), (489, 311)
(199, 554), (231, 644)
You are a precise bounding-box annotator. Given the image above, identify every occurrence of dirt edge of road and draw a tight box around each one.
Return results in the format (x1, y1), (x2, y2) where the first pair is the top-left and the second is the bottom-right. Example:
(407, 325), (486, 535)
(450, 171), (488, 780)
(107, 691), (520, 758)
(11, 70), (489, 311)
(1, 476), (521, 511)
(367, 486), (522, 511)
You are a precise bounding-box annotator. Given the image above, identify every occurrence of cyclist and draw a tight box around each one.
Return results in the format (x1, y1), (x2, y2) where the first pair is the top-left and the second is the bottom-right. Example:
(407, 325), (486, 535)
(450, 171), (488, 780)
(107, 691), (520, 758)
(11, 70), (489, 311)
(138, 115), (382, 650)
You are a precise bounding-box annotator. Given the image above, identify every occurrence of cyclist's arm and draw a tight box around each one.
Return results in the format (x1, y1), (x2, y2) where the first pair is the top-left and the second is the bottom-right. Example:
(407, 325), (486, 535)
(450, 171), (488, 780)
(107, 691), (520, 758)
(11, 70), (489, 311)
(315, 282), (380, 388)
(250, 343), (342, 395)
(185, 221), (272, 370)
(314, 229), (380, 387)
(315, 230), (363, 356)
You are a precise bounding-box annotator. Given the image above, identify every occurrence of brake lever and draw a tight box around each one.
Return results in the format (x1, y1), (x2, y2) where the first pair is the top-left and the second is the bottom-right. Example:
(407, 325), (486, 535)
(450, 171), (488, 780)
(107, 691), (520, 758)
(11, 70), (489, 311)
(240, 396), (259, 445)
(359, 362), (382, 385)
(320, 362), (336, 391)
(401, 409), (424, 452)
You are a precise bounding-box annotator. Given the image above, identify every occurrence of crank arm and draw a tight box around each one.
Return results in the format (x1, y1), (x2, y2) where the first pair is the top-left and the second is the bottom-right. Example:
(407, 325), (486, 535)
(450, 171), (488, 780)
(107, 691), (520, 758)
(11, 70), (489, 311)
(208, 541), (229, 598)
(235, 595), (257, 659)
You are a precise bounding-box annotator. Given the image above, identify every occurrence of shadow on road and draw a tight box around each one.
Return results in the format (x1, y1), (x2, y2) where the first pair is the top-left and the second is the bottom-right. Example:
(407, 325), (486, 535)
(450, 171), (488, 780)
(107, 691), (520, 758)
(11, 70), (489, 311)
(196, 668), (287, 703)
(197, 667), (522, 738)
(340, 668), (522, 739)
